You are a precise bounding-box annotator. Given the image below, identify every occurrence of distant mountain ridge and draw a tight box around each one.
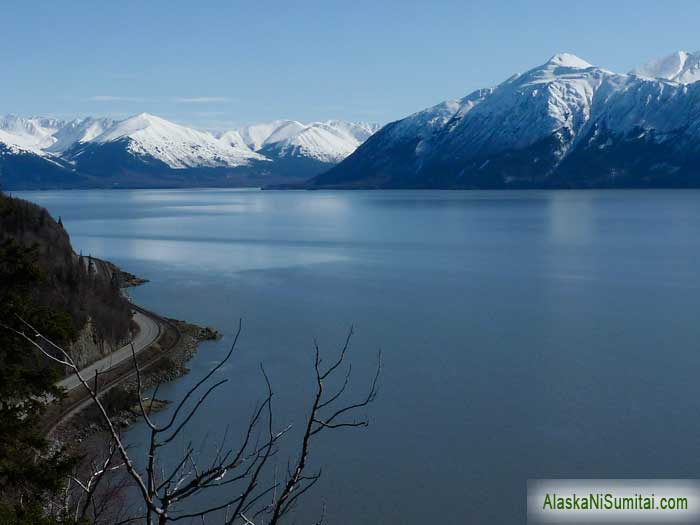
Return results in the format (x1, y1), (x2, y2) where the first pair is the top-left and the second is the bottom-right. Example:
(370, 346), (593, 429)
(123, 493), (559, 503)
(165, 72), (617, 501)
(68, 113), (267, 170)
(0, 113), (379, 189)
(234, 120), (380, 176)
(238, 119), (379, 161)
(6, 50), (700, 191)
(308, 51), (700, 189)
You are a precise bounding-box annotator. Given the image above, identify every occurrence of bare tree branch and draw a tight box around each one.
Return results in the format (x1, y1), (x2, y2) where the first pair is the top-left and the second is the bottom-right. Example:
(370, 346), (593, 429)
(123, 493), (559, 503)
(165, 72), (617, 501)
(11, 316), (161, 518)
(268, 329), (382, 524)
(15, 317), (380, 524)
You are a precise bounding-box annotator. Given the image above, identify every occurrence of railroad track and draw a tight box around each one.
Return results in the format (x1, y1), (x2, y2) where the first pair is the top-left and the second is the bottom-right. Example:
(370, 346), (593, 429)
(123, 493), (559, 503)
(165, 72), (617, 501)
(43, 305), (182, 436)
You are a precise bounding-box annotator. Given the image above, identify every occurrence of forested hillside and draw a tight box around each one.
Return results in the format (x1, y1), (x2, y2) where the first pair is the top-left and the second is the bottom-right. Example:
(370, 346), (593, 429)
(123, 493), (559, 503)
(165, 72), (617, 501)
(0, 192), (132, 357)
(0, 191), (133, 521)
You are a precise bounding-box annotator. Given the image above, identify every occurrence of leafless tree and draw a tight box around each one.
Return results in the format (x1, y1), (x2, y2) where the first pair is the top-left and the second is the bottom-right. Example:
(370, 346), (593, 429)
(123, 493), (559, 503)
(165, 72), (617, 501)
(62, 437), (131, 523)
(11, 317), (381, 524)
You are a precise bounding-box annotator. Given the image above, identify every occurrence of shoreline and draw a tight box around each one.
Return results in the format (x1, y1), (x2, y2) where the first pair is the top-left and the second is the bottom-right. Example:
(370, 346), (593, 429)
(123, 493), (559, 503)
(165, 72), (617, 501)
(45, 267), (220, 443)
(51, 316), (219, 444)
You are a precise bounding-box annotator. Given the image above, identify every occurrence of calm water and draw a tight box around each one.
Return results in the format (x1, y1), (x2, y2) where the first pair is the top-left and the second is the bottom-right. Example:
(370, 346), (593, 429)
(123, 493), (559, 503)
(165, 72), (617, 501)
(17, 188), (700, 523)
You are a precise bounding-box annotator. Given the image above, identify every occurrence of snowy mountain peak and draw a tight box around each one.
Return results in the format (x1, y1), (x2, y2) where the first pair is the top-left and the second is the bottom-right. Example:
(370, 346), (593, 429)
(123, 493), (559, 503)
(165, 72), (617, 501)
(218, 129), (249, 150)
(0, 112), (377, 175)
(311, 51), (700, 190)
(94, 112), (171, 142)
(545, 53), (593, 69)
(46, 117), (115, 153)
(237, 120), (305, 151)
(631, 51), (700, 84)
(0, 115), (64, 153)
(236, 119), (380, 163)
(88, 113), (266, 169)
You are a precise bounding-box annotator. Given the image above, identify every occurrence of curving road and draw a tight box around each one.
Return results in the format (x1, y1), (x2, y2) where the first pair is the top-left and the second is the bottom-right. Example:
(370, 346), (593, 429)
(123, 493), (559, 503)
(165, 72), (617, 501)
(56, 311), (161, 392)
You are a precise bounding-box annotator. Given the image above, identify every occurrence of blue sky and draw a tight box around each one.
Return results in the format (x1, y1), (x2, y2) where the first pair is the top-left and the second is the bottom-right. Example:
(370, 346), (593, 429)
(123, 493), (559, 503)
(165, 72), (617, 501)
(2, 0), (699, 130)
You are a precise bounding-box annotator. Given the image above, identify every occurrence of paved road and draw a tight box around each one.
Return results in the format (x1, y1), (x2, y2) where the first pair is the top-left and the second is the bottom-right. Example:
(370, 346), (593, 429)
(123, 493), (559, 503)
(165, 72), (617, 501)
(56, 311), (161, 392)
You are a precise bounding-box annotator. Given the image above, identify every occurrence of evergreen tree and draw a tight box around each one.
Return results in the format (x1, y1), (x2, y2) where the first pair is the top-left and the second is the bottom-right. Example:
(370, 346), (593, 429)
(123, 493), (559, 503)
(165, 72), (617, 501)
(0, 239), (77, 523)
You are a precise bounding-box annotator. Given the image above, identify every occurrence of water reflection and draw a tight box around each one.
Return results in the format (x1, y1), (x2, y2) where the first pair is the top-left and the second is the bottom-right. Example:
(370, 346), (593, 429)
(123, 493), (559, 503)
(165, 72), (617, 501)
(546, 191), (595, 245)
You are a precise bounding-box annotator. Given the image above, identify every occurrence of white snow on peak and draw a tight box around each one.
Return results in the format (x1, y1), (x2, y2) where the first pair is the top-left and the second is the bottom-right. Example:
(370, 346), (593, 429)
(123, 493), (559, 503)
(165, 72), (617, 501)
(0, 130), (37, 155)
(0, 115), (114, 155)
(238, 120), (305, 151)
(323, 121), (380, 143)
(631, 51), (700, 84)
(218, 129), (249, 150)
(545, 53), (594, 69)
(382, 52), (601, 161)
(236, 120), (381, 162)
(46, 117), (115, 153)
(264, 123), (358, 163)
(378, 52), (617, 164)
(0, 115), (64, 154)
(520, 54), (599, 87)
(0, 112), (378, 168)
(93, 113), (266, 169)
(93, 113), (172, 143)
(435, 55), (613, 159)
(261, 121), (307, 148)
(363, 49), (700, 180)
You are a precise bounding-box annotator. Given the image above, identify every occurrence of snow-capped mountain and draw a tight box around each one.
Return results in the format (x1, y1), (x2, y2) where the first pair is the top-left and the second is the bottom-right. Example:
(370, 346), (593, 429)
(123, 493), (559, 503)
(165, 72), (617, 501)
(325, 120), (380, 143)
(0, 116), (88, 189)
(46, 117), (115, 153)
(15, 47), (700, 191)
(0, 117), (80, 188)
(0, 112), (377, 188)
(70, 112), (266, 169)
(0, 142), (80, 189)
(221, 119), (381, 178)
(631, 51), (700, 84)
(218, 129), (251, 151)
(0, 115), (64, 153)
(238, 120), (306, 151)
(258, 122), (370, 163)
(0, 115), (115, 154)
(237, 120), (381, 163)
(308, 52), (700, 189)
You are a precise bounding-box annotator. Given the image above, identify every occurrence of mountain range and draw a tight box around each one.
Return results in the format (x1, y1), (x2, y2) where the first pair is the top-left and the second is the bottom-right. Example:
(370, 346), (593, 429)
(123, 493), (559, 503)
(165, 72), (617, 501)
(4, 51), (700, 191)
(307, 50), (700, 189)
(0, 114), (379, 189)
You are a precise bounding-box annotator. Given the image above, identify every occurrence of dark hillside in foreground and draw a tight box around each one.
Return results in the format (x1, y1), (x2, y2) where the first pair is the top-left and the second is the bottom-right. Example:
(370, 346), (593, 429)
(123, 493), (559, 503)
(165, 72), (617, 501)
(0, 191), (135, 521)
(0, 192), (133, 366)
